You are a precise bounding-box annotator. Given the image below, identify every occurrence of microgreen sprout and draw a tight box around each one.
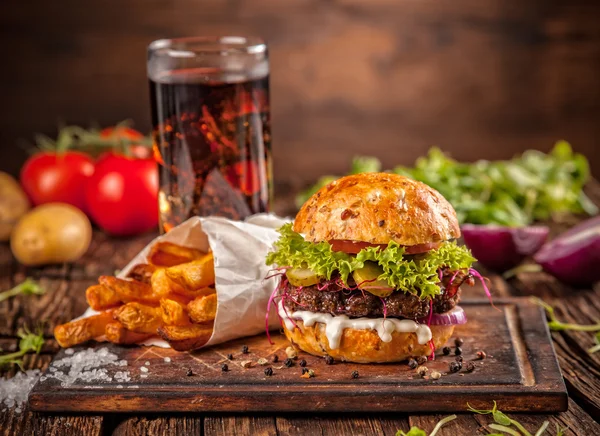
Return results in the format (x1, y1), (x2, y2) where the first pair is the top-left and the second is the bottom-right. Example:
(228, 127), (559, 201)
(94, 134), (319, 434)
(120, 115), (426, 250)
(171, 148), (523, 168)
(531, 297), (600, 354)
(0, 278), (45, 303)
(0, 327), (45, 369)
(395, 415), (457, 436)
(468, 401), (559, 436)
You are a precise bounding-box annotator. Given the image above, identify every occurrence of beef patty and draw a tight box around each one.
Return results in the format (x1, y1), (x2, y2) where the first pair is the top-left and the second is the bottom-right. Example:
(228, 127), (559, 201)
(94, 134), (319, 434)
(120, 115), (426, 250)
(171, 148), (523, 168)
(281, 269), (473, 319)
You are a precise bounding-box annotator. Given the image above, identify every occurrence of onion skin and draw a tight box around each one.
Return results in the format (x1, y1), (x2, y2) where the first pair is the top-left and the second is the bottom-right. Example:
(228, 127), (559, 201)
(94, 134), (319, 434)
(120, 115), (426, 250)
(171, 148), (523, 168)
(462, 224), (549, 272)
(534, 217), (600, 288)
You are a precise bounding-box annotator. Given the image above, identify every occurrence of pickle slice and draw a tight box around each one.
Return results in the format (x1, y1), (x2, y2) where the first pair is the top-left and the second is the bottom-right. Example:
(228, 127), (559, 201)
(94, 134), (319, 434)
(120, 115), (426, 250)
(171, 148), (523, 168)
(286, 267), (320, 287)
(352, 262), (394, 297)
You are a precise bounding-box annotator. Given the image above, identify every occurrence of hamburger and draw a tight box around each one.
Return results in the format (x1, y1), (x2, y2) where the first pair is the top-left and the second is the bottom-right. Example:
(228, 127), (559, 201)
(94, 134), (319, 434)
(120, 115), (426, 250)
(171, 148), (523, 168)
(266, 173), (478, 363)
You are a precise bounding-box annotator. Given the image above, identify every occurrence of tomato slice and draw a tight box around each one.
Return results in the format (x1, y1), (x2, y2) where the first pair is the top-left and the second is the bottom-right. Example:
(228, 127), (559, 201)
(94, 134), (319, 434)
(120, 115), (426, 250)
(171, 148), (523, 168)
(328, 240), (441, 254)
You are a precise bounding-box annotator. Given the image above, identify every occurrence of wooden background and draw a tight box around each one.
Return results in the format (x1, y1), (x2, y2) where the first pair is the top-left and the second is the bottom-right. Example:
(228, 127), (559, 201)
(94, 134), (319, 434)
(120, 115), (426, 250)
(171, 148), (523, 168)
(0, 0), (599, 186)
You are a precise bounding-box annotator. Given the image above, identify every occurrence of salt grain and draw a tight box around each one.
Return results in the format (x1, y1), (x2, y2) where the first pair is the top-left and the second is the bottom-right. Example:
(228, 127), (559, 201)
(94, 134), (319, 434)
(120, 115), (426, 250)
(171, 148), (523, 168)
(144, 361), (150, 366)
(0, 369), (41, 413)
(42, 347), (131, 388)
(140, 374), (148, 378)
(140, 367), (148, 373)
(65, 349), (75, 355)
(164, 357), (171, 363)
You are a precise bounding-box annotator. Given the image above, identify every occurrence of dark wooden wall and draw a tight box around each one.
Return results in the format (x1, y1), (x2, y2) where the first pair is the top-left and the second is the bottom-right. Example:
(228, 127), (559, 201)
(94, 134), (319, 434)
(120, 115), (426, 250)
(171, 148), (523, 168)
(1, 0), (599, 186)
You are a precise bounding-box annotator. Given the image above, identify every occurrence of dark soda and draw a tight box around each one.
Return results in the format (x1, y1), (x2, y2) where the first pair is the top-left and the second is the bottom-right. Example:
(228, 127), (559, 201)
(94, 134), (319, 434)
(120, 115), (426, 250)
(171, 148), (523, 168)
(150, 68), (272, 232)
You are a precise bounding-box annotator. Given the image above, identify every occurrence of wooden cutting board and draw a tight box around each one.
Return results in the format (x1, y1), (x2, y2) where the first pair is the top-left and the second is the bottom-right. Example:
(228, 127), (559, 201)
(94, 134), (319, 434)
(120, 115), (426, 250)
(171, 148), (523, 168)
(29, 298), (567, 413)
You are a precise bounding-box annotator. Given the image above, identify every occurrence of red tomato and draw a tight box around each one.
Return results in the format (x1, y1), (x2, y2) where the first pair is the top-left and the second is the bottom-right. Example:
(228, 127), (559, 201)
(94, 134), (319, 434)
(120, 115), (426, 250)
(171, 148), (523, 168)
(85, 153), (158, 236)
(100, 126), (151, 159)
(329, 240), (441, 254)
(20, 151), (95, 212)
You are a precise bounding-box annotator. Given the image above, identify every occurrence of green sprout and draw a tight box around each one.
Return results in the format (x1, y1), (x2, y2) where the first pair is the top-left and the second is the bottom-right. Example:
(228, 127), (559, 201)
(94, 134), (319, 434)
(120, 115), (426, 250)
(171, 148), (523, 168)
(395, 415), (457, 436)
(0, 327), (45, 369)
(0, 278), (45, 303)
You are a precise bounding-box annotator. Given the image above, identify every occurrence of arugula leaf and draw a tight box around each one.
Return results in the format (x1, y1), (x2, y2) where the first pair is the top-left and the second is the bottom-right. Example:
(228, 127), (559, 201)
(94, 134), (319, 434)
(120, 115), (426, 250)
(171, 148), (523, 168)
(298, 143), (597, 226)
(266, 224), (475, 299)
(469, 401), (557, 436)
(0, 278), (45, 303)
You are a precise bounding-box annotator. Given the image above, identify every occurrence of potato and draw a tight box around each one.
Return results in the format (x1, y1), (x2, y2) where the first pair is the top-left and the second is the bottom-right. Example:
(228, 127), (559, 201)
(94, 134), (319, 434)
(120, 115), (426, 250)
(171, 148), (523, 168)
(86, 284), (122, 311)
(105, 321), (153, 344)
(54, 311), (114, 348)
(157, 323), (214, 351)
(10, 203), (91, 266)
(113, 302), (163, 334)
(0, 172), (30, 241)
(187, 293), (218, 324)
(148, 241), (206, 267)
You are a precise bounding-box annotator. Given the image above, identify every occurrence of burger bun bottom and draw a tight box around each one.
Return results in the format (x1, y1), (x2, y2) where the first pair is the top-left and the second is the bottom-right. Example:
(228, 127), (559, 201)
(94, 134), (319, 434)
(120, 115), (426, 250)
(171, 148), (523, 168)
(282, 319), (454, 363)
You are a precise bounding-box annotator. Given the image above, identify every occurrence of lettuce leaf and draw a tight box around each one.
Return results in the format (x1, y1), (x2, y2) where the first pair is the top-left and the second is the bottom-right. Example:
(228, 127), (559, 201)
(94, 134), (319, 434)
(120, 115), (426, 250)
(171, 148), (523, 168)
(266, 224), (475, 300)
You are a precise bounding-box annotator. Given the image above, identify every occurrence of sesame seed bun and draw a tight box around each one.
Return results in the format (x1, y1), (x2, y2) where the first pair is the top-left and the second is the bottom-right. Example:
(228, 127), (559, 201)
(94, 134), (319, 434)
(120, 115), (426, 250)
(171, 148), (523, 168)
(294, 173), (460, 246)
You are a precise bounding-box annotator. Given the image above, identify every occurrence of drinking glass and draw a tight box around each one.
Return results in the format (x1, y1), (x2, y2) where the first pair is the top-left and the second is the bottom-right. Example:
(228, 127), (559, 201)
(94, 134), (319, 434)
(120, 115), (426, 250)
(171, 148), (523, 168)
(148, 36), (272, 233)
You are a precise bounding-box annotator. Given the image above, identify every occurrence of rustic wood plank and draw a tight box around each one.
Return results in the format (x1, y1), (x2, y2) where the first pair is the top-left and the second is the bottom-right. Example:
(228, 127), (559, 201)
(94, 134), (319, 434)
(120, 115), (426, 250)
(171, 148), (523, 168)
(112, 416), (203, 436)
(376, 417), (411, 436)
(28, 299), (567, 413)
(204, 416), (276, 436)
(276, 416), (386, 436)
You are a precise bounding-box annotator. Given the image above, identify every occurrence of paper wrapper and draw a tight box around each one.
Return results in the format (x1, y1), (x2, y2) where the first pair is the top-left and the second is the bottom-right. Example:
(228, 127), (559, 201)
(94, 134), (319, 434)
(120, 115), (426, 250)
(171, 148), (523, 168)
(81, 214), (289, 348)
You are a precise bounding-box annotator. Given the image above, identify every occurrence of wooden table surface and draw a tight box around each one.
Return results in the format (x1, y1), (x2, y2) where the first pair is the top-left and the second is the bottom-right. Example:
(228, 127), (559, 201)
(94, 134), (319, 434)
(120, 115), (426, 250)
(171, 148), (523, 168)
(1, 187), (600, 436)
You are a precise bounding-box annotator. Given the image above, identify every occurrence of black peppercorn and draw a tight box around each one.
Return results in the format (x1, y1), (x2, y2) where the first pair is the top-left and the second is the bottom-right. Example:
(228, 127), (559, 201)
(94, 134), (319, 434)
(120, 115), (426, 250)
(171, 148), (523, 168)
(466, 362), (475, 373)
(449, 361), (461, 373)
(241, 345), (249, 354)
(442, 346), (451, 356)
(264, 367), (273, 376)
(302, 367), (309, 375)
(455, 355), (464, 363)
(351, 370), (359, 379)
(283, 358), (293, 368)
(454, 337), (464, 347)
(455, 346), (462, 356)
(325, 356), (334, 365)
(407, 358), (418, 369)
(272, 354), (279, 363)
(221, 364), (228, 372)
(186, 369), (194, 377)
(227, 353), (233, 360)
(416, 356), (427, 365)
(299, 359), (307, 367)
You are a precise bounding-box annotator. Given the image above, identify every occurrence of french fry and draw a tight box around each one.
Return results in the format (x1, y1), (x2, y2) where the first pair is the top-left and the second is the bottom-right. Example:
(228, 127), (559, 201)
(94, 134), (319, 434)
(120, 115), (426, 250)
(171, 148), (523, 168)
(105, 321), (153, 344)
(54, 311), (115, 348)
(86, 284), (121, 310)
(157, 323), (214, 351)
(165, 253), (215, 291)
(148, 241), (206, 267)
(187, 293), (218, 324)
(160, 298), (191, 326)
(99, 276), (159, 305)
(113, 302), (163, 334)
(150, 268), (186, 297)
(127, 263), (157, 284)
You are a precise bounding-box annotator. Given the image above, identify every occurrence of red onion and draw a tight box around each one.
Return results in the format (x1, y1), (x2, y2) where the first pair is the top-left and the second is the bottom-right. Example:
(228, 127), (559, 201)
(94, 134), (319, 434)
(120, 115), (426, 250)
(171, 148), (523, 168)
(418, 306), (467, 326)
(462, 224), (549, 272)
(534, 216), (600, 287)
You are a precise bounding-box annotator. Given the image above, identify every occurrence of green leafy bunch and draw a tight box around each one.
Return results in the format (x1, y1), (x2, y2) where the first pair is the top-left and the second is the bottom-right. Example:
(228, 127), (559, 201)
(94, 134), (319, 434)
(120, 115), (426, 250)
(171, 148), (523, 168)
(266, 224), (475, 299)
(0, 327), (45, 369)
(297, 142), (597, 226)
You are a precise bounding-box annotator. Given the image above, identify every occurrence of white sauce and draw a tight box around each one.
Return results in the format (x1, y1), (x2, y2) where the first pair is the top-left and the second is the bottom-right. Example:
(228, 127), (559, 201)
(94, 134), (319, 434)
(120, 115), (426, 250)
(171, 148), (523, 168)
(278, 301), (432, 349)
